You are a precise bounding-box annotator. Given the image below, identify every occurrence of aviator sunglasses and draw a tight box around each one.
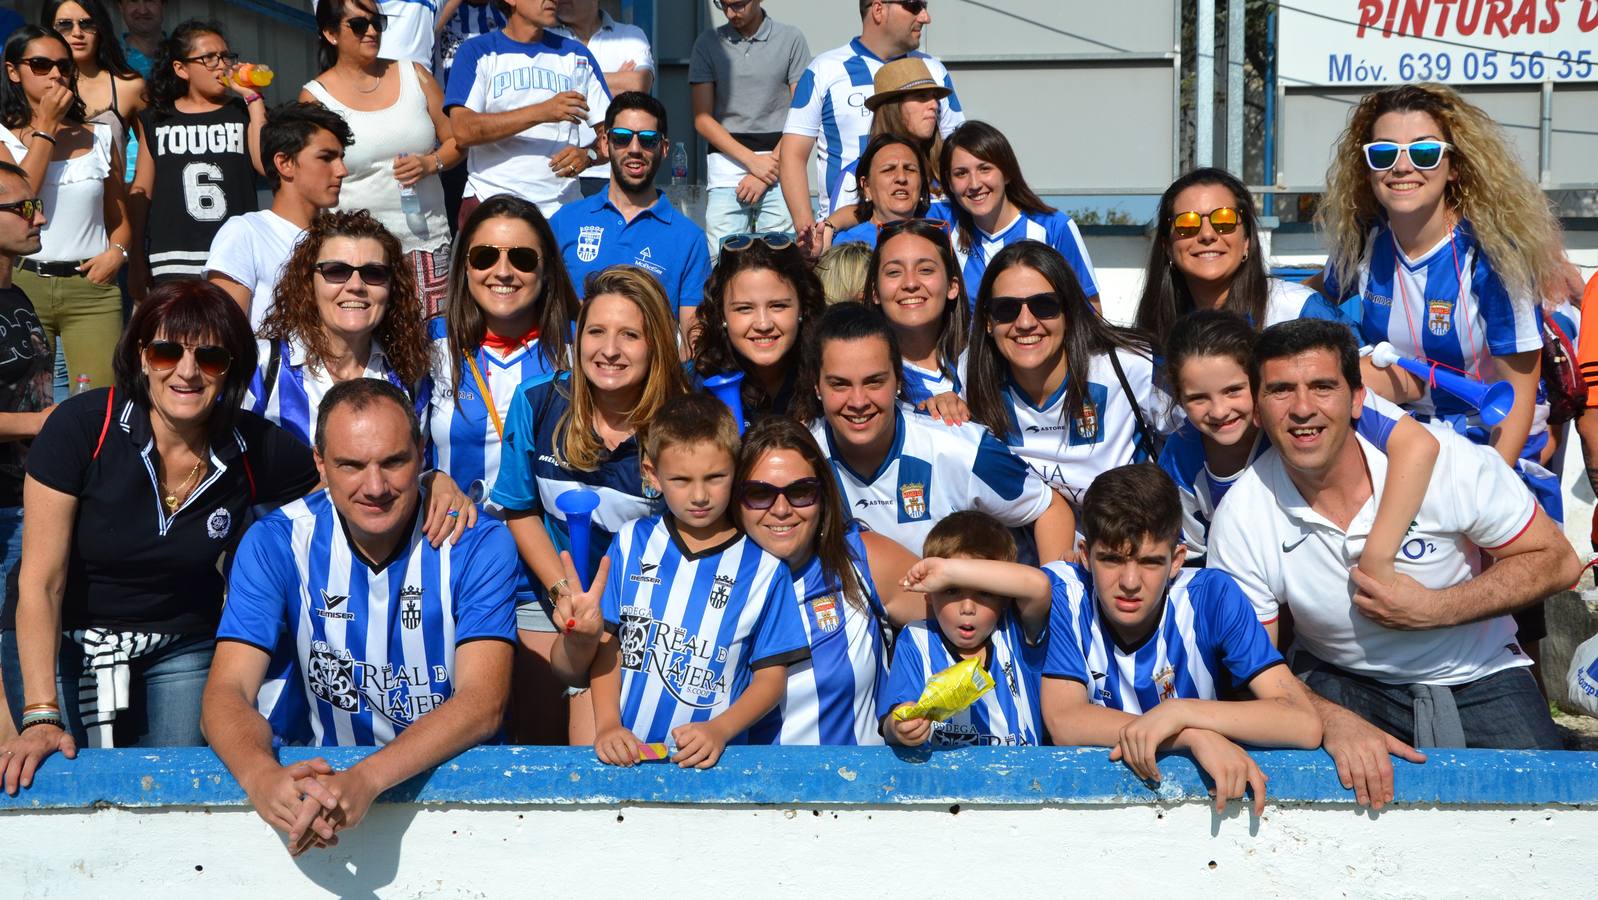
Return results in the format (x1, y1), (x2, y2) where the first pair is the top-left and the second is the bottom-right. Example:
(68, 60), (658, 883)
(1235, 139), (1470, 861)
(467, 244), (540, 273)
(737, 478), (823, 510)
(314, 260), (392, 286)
(1170, 207), (1240, 238)
(1362, 140), (1450, 171)
(721, 232), (794, 253)
(143, 340), (233, 377)
(988, 292), (1063, 325)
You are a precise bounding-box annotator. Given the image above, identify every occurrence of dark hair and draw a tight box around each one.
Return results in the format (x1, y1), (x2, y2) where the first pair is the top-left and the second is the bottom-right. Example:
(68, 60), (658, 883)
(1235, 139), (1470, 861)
(692, 238), (825, 420)
(1164, 310), (1256, 398)
(40, 0), (136, 79)
(260, 100), (352, 189)
(113, 279), (259, 443)
(1080, 463), (1183, 553)
(146, 20), (226, 114)
(854, 133), (930, 223)
(1134, 168), (1269, 352)
(445, 194), (579, 397)
(1, 27), (85, 129)
(866, 218), (967, 372)
(314, 0), (380, 72)
(0, 160), (28, 183)
(641, 392), (740, 462)
(965, 241), (1154, 440)
(603, 90), (667, 133)
(314, 377), (422, 455)
(939, 121), (1054, 254)
(796, 302), (905, 423)
(923, 511), (1017, 563)
(1251, 318), (1364, 394)
(735, 417), (867, 609)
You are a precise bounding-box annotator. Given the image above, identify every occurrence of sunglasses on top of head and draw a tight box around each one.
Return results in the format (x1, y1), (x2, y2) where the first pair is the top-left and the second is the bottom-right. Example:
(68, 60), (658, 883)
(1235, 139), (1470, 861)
(720, 232), (794, 253)
(143, 340), (233, 377)
(737, 478), (823, 511)
(607, 127), (663, 150)
(1170, 207), (1240, 238)
(987, 292), (1063, 325)
(1362, 140), (1451, 171)
(713, 0), (756, 11)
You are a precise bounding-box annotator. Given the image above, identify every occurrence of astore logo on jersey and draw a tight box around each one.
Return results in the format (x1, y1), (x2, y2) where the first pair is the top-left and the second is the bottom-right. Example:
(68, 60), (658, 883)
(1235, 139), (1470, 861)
(855, 497), (893, 509)
(1024, 424), (1068, 434)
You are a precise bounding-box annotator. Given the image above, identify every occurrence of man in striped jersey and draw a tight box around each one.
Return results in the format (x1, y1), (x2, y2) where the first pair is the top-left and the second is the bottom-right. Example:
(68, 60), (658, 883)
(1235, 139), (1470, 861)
(203, 379), (516, 854)
(1039, 464), (1321, 815)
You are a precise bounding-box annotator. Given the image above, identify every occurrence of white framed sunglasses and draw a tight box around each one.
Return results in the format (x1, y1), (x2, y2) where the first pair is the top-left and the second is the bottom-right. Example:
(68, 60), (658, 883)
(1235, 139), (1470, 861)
(1362, 140), (1451, 171)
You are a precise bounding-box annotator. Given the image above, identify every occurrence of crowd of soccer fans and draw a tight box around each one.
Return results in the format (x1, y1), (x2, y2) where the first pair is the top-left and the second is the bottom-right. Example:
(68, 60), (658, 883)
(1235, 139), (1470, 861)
(0, 0), (1595, 853)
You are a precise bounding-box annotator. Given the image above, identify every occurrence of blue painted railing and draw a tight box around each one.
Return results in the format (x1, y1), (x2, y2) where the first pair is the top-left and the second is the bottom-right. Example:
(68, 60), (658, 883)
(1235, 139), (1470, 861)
(3, 747), (1597, 811)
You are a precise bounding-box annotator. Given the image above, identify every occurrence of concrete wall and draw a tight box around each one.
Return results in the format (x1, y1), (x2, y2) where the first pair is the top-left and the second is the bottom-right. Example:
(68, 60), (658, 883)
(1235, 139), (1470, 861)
(3, 746), (1597, 897)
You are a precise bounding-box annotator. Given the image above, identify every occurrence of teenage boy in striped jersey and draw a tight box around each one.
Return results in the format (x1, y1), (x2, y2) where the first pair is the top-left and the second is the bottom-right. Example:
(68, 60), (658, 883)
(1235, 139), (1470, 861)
(203, 379), (517, 854)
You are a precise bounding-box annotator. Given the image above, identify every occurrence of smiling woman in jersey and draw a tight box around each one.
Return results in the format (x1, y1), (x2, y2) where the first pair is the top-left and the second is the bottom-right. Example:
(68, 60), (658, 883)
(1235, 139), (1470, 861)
(492, 264), (687, 744)
(829, 135), (930, 250)
(689, 232), (824, 425)
(799, 302), (1072, 561)
(867, 217), (968, 417)
(964, 241), (1160, 524)
(735, 418), (924, 745)
(1, 281), (318, 788)
(1134, 167), (1352, 352)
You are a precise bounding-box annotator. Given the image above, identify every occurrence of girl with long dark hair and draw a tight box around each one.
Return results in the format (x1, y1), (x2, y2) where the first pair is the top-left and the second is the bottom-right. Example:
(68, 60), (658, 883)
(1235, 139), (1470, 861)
(866, 217), (968, 413)
(39, 0), (142, 177)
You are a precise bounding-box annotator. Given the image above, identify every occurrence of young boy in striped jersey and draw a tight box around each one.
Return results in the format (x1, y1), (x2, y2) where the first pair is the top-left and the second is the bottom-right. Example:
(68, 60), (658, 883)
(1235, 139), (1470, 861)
(884, 512), (1050, 747)
(585, 394), (810, 769)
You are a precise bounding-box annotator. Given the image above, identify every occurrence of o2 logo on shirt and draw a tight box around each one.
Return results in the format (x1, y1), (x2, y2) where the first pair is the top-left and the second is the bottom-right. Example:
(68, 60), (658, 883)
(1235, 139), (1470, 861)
(1401, 537), (1438, 560)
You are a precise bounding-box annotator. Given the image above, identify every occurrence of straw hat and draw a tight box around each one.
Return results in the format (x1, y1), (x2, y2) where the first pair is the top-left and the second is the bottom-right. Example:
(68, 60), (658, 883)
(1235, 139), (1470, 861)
(864, 58), (952, 111)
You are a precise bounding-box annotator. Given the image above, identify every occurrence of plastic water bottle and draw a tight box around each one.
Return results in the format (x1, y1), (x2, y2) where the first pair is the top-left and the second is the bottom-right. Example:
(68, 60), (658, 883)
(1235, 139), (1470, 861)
(396, 153), (428, 237)
(73, 374), (91, 395)
(565, 57), (590, 147)
(670, 142), (690, 213)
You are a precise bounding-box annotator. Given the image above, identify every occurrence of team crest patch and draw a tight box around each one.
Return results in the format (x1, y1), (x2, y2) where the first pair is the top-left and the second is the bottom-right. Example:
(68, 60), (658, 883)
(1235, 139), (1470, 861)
(1427, 297), (1453, 336)
(577, 225), (604, 263)
(1075, 402), (1100, 440)
(709, 574), (736, 610)
(900, 482), (927, 520)
(1154, 664), (1177, 701)
(206, 507), (231, 540)
(813, 594), (841, 633)
(400, 585), (423, 630)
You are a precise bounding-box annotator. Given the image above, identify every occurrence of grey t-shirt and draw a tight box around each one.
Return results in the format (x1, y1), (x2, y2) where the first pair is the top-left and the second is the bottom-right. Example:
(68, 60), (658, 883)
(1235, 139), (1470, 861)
(688, 14), (810, 138)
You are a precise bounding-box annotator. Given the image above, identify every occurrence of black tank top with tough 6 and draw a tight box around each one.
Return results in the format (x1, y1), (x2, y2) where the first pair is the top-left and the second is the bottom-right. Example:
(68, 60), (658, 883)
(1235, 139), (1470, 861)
(139, 98), (259, 282)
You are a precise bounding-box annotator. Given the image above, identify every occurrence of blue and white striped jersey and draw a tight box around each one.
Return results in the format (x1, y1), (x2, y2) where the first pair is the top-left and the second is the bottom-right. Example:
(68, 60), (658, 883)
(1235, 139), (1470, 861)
(811, 407), (1054, 554)
(1324, 220), (1542, 420)
(1262, 277), (1356, 328)
(490, 374), (659, 584)
(747, 526), (889, 746)
(901, 350), (967, 409)
(601, 515), (810, 743)
(1158, 391), (1407, 558)
(243, 336), (429, 448)
(1041, 562), (1282, 714)
(955, 210), (1097, 309)
(220, 490), (519, 747)
(426, 319), (561, 511)
(1000, 347), (1159, 509)
(783, 38), (962, 216)
(880, 611), (1046, 747)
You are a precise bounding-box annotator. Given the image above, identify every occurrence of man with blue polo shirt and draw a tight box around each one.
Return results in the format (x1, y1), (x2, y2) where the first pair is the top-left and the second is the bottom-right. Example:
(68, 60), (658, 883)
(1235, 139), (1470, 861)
(551, 91), (711, 340)
(203, 379), (516, 854)
(778, 0), (962, 244)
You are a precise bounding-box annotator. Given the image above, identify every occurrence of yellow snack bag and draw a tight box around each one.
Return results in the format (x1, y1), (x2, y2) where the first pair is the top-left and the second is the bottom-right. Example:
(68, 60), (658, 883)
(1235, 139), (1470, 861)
(892, 656), (995, 722)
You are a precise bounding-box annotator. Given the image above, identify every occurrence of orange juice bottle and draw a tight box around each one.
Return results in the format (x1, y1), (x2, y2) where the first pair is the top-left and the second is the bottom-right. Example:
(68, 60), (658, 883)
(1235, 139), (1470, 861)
(232, 63), (274, 88)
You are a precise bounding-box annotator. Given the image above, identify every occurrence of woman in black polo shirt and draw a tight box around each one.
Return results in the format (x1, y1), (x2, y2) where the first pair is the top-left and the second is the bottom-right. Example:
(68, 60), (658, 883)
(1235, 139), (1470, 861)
(0, 280), (319, 787)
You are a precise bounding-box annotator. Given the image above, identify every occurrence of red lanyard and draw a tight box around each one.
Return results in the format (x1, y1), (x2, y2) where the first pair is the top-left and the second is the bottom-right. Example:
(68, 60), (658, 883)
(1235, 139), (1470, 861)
(1391, 221), (1483, 380)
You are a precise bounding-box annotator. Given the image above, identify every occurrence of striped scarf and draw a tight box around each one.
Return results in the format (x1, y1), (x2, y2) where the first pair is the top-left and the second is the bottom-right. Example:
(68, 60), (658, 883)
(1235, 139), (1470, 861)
(68, 629), (179, 748)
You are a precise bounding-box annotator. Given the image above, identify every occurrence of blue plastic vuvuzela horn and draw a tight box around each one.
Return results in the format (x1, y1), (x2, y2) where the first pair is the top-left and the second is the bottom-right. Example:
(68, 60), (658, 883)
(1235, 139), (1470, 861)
(555, 488), (601, 591)
(703, 371), (746, 435)
(1389, 355), (1516, 427)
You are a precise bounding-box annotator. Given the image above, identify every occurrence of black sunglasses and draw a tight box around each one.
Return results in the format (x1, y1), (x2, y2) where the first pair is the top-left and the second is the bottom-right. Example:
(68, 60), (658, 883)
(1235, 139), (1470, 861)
(989, 292), (1063, 324)
(18, 56), (71, 77)
(53, 17), (97, 34)
(608, 127), (663, 150)
(467, 244), (540, 273)
(0, 197), (42, 221)
(144, 340), (233, 377)
(737, 478), (823, 511)
(883, 0), (929, 14)
(314, 260), (392, 286)
(345, 14), (388, 37)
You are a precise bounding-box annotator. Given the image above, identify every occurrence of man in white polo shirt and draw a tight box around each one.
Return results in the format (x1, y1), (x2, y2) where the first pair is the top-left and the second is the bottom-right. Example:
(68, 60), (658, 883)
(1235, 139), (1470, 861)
(1209, 319), (1579, 809)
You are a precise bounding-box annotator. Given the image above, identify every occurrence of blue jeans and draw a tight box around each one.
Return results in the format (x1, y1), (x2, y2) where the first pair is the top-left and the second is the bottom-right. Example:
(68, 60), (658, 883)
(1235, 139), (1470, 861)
(1, 629), (213, 747)
(704, 185), (793, 257)
(1305, 662), (1562, 750)
(0, 506), (21, 585)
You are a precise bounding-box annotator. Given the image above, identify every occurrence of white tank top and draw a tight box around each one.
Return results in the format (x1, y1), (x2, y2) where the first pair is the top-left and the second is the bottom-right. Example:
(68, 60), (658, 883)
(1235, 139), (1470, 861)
(2, 122), (112, 262)
(303, 61), (449, 254)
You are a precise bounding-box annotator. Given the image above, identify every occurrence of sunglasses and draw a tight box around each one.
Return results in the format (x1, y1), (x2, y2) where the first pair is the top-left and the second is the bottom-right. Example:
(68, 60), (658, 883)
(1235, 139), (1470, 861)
(53, 17), (97, 33)
(737, 477), (823, 510)
(608, 127), (663, 150)
(1362, 140), (1450, 171)
(467, 244), (540, 273)
(18, 56), (71, 77)
(314, 260), (392, 286)
(0, 197), (42, 220)
(876, 217), (951, 236)
(720, 232), (794, 252)
(143, 340), (233, 377)
(183, 50), (239, 69)
(345, 14), (388, 38)
(1170, 207), (1241, 238)
(883, 0), (929, 13)
(713, 0), (755, 10)
(989, 292), (1063, 324)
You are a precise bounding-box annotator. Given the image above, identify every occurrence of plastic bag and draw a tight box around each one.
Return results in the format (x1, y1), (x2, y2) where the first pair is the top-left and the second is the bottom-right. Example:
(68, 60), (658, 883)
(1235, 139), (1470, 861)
(1568, 631), (1598, 718)
(892, 656), (995, 722)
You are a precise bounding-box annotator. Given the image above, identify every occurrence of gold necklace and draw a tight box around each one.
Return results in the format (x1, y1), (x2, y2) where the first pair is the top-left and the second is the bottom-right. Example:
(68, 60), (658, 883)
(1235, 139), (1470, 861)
(162, 458), (205, 513)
